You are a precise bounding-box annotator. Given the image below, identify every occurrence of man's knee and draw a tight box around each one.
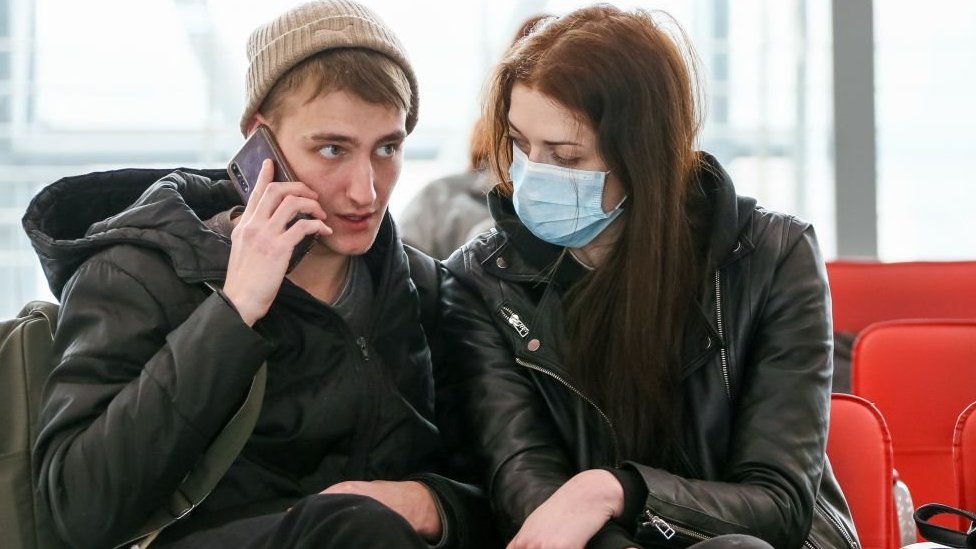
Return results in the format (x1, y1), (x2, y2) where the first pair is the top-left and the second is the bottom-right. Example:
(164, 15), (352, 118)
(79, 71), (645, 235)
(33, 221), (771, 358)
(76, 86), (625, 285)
(285, 493), (424, 546)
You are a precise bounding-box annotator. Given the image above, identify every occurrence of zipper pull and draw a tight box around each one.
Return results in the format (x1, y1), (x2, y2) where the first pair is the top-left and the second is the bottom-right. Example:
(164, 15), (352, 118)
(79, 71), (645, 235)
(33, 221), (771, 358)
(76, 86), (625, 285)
(499, 306), (530, 338)
(356, 336), (370, 361)
(641, 510), (676, 540)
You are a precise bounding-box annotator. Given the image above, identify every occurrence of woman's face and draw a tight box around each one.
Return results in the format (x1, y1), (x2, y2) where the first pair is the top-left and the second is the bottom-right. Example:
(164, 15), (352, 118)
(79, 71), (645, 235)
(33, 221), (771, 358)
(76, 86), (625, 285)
(506, 83), (625, 213)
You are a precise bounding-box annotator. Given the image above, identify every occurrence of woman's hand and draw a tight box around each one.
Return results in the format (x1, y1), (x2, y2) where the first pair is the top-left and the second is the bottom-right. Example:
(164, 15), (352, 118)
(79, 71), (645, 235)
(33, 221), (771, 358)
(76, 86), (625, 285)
(222, 159), (332, 325)
(507, 469), (625, 549)
(321, 480), (443, 542)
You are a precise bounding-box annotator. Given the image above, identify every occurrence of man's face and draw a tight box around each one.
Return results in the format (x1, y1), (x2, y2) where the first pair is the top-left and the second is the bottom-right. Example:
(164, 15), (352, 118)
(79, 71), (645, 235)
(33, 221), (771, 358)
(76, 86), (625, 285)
(263, 87), (407, 257)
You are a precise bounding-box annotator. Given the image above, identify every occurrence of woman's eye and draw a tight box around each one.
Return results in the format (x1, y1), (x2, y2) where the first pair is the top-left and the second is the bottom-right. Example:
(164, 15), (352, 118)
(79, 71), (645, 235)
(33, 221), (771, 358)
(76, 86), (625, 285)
(552, 152), (579, 167)
(318, 145), (343, 159)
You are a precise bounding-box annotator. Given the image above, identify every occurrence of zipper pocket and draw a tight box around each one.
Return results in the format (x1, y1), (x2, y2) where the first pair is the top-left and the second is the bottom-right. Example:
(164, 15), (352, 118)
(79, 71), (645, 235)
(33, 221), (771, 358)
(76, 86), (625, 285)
(640, 510), (710, 543)
(514, 356), (620, 466)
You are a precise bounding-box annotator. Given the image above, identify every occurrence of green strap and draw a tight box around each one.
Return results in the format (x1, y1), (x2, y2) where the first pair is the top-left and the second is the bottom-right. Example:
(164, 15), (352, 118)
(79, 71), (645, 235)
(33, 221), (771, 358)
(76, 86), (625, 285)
(115, 284), (267, 549)
(117, 364), (266, 549)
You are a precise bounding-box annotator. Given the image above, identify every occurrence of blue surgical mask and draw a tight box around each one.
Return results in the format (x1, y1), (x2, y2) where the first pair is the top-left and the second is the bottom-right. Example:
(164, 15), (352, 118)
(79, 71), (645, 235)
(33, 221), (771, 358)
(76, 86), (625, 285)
(509, 145), (626, 248)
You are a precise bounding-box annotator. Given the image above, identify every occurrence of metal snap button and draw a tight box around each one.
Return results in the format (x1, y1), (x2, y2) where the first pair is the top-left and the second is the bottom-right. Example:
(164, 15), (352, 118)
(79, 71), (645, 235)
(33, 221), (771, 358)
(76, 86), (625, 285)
(527, 339), (541, 352)
(496, 257), (508, 268)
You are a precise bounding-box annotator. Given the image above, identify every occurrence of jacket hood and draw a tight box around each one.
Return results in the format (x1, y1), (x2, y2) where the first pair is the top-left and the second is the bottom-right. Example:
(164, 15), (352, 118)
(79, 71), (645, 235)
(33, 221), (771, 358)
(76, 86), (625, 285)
(23, 168), (240, 299)
(487, 152), (757, 279)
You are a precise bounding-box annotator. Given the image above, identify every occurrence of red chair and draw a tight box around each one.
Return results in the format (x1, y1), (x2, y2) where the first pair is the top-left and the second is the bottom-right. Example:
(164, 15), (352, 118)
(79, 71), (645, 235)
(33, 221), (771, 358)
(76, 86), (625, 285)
(954, 402), (976, 529)
(827, 393), (896, 549)
(826, 261), (976, 333)
(853, 320), (976, 539)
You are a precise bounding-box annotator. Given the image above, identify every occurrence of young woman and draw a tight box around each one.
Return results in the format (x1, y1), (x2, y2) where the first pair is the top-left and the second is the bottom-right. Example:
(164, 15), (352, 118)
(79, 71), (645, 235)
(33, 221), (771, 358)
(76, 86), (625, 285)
(440, 5), (857, 549)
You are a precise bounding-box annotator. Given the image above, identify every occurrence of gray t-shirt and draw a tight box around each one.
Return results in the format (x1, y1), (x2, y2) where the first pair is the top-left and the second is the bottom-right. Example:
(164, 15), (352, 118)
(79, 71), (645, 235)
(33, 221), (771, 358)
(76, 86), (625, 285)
(330, 255), (372, 336)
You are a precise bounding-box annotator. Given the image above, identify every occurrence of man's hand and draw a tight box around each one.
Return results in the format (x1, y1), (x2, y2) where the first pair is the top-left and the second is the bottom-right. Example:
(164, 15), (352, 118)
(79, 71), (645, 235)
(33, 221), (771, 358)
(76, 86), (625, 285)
(321, 480), (443, 542)
(223, 159), (332, 326)
(507, 469), (625, 549)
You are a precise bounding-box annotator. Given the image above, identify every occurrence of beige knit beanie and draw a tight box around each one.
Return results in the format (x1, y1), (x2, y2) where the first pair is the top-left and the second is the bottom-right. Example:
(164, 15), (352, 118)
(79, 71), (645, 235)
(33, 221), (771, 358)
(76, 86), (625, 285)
(240, 0), (419, 135)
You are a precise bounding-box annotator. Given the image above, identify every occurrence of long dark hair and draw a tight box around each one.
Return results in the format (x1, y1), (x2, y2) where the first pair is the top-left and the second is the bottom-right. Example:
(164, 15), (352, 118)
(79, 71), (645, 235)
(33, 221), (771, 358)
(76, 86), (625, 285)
(483, 6), (706, 466)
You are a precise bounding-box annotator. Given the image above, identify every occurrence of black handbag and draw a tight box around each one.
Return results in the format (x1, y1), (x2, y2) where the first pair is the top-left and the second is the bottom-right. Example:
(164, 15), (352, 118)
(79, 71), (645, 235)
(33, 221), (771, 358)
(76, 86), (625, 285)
(914, 503), (976, 548)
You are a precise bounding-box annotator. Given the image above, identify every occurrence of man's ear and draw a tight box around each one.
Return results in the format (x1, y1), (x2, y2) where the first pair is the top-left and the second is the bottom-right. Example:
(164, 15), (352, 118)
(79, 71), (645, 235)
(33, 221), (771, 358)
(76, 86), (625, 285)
(244, 113), (271, 137)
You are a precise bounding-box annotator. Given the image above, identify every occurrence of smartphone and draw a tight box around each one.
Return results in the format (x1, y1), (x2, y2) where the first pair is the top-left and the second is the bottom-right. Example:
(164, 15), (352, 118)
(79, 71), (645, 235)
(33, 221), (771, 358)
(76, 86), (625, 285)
(227, 124), (315, 273)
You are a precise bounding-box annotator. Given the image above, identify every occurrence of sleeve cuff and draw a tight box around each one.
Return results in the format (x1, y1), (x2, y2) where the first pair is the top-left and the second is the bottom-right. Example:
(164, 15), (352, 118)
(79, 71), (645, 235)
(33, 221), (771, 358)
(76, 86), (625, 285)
(602, 466), (647, 529)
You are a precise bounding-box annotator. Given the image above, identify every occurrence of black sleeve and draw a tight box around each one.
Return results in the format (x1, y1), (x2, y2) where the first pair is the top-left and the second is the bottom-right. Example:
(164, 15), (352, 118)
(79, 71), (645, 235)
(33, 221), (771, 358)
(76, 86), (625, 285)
(438, 262), (575, 539)
(628, 223), (833, 548)
(33, 252), (272, 549)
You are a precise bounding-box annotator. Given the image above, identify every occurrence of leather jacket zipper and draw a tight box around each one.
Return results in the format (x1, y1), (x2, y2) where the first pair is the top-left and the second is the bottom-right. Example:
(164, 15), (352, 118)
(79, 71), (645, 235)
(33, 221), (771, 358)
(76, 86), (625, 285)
(714, 270), (732, 399)
(640, 510), (709, 543)
(514, 356), (621, 466)
(499, 306), (530, 337)
(815, 498), (859, 549)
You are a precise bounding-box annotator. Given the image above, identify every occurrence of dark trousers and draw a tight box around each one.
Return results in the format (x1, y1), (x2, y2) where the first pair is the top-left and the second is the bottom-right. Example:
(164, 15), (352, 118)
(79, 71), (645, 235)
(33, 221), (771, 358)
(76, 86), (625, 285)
(688, 535), (775, 549)
(153, 494), (428, 549)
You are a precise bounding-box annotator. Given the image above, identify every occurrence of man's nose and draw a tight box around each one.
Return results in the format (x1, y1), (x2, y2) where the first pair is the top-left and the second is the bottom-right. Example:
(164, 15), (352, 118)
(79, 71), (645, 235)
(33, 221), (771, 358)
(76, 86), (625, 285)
(347, 155), (377, 207)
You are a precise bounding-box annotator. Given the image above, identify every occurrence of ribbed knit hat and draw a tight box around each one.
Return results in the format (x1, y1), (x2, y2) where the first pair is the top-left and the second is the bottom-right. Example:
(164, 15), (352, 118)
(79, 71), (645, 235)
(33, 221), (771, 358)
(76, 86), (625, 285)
(240, 0), (419, 135)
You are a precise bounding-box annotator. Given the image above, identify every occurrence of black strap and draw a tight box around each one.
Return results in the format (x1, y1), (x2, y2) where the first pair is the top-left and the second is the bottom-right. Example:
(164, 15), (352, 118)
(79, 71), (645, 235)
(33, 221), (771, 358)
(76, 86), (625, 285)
(915, 503), (976, 548)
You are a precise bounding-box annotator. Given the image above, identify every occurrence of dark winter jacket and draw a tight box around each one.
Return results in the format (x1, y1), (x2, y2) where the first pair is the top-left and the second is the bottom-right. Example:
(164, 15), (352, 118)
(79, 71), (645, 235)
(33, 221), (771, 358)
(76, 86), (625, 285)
(23, 168), (489, 549)
(439, 154), (859, 549)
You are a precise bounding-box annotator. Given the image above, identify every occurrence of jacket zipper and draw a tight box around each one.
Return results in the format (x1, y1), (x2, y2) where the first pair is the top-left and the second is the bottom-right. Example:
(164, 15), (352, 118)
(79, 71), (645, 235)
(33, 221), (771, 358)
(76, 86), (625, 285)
(714, 270), (731, 399)
(815, 499), (859, 549)
(514, 356), (620, 466)
(356, 336), (370, 361)
(640, 510), (709, 543)
(499, 306), (530, 337)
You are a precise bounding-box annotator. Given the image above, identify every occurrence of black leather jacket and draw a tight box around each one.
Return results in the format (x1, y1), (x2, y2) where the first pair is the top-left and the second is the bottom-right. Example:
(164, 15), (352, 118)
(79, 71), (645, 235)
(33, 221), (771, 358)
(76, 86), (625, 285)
(440, 155), (859, 549)
(23, 168), (489, 549)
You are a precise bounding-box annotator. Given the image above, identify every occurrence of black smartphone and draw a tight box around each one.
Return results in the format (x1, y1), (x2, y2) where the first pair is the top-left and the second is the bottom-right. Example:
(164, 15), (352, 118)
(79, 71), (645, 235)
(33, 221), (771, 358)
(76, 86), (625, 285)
(227, 124), (315, 273)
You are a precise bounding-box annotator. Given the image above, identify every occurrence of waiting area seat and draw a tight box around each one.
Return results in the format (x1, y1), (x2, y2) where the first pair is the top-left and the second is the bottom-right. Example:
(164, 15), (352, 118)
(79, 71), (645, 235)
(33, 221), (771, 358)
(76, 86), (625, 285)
(954, 402), (976, 530)
(852, 320), (976, 539)
(827, 393), (897, 549)
(826, 260), (976, 334)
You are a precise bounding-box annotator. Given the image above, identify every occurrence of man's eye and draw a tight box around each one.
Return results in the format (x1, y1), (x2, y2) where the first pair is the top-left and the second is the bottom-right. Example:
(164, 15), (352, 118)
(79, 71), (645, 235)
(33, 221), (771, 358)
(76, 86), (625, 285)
(319, 145), (343, 159)
(376, 143), (400, 158)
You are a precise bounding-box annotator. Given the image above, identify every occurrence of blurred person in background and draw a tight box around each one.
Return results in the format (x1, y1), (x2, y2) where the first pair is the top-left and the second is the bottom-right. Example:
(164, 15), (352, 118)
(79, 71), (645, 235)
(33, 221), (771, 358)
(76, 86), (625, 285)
(399, 14), (549, 260)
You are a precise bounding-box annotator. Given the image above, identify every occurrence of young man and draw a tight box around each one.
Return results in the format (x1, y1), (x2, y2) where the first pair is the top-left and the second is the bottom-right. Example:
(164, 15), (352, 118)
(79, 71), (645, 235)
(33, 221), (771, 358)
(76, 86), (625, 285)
(23, 2), (490, 547)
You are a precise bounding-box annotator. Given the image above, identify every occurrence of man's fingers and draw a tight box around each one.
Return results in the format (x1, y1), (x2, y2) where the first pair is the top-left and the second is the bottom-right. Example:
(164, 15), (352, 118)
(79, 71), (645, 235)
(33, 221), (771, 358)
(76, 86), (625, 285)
(242, 159), (275, 218)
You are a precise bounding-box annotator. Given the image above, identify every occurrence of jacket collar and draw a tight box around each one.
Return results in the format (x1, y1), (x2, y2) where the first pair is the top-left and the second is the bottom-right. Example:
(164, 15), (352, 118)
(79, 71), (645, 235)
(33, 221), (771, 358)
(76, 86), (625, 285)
(23, 167), (404, 301)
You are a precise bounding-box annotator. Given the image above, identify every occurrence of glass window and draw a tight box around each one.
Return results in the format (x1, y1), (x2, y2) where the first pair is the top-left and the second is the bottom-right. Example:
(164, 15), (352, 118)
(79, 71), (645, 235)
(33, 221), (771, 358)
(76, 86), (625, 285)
(875, 1), (976, 260)
(3, 0), (834, 317)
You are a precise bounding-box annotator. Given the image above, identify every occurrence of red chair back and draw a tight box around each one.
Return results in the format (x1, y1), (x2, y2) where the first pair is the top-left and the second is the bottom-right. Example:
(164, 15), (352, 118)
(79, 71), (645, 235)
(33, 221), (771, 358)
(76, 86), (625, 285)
(955, 402), (976, 525)
(853, 320), (976, 539)
(826, 261), (976, 333)
(827, 393), (896, 549)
